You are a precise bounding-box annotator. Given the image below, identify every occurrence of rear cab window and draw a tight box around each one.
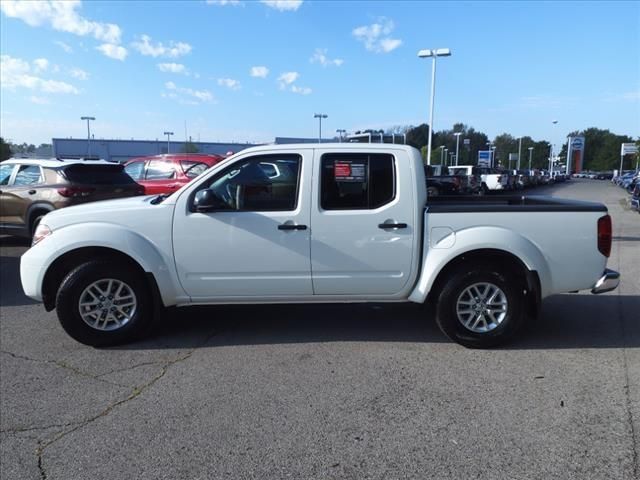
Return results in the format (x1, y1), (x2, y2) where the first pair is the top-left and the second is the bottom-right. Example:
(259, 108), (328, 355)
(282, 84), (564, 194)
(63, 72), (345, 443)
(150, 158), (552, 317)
(320, 153), (395, 210)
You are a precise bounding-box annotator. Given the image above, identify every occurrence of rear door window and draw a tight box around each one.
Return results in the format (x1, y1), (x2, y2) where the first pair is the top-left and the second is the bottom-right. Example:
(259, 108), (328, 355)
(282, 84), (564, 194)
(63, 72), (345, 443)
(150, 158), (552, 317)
(14, 165), (43, 185)
(124, 161), (145, 181)
(320, 153), (395, 210)
(146, 160), (176, 180)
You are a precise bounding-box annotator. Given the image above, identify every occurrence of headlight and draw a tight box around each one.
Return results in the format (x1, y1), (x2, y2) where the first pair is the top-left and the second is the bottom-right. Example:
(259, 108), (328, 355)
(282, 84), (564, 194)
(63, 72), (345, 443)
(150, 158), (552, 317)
(32, 224), (52, 246)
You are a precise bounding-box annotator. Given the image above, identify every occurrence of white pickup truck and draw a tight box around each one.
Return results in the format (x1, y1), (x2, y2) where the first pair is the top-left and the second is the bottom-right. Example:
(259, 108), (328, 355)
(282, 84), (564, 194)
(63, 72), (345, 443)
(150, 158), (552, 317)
(21, 144), (619, 348)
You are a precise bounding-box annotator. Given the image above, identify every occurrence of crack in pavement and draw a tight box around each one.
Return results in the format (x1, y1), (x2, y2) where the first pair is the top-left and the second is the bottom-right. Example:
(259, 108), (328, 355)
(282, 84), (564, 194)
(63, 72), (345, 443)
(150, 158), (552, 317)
(34, 329), (218, 480)
(0, 350), (129, 389)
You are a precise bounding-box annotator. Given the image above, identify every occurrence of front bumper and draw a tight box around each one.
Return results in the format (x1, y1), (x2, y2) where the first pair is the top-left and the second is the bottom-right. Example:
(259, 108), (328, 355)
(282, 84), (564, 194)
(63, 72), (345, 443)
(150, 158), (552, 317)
(591, 269), (620, 294)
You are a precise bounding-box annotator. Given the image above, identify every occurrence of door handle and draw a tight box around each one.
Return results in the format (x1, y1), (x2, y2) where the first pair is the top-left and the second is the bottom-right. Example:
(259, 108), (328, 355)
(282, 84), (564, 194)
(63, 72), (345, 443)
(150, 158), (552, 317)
(28, 190), (36, 195)
(378, 222), (408, 229)
(278, 224), (308, 231)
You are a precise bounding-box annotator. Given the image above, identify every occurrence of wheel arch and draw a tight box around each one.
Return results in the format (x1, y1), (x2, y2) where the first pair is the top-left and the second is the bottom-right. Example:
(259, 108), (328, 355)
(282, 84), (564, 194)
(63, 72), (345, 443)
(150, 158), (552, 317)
(41, 246), (162, 312)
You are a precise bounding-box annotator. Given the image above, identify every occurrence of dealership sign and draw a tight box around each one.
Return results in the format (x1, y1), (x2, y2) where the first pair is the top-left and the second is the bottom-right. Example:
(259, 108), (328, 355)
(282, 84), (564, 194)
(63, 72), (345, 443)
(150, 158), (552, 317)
(621, 143), (638, 155)
(571, 137), (584, 151)
(566, 136), (586, 173)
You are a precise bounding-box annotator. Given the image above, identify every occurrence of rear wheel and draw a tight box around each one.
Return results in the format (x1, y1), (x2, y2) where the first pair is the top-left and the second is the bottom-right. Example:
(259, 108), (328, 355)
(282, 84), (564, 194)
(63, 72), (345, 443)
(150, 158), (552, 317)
(29, 212), (46, 238)
(435, 263), (527, 348)
(55, 260), (152, 346)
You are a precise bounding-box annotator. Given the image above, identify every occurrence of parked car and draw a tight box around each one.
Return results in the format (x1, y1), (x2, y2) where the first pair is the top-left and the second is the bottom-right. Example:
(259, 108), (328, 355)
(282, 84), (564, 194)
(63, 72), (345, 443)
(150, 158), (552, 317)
(124, 153), (224, 195)
(0, 158), (143, 239)
(454, 166), (509, 194)
(424, 165), (478, 196)
(630, 183), (640, 213)
(21, 143), (619, 349)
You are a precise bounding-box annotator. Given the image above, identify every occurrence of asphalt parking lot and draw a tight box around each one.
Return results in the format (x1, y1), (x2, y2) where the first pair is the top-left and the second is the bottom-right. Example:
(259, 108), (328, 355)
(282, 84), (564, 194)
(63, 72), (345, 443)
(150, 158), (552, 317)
(1, 179), (638, 480)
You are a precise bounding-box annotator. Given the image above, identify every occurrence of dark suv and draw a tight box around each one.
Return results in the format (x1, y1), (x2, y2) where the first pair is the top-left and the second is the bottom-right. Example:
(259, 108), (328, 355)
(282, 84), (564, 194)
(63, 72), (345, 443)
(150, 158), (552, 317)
(0, 159), (143, 238)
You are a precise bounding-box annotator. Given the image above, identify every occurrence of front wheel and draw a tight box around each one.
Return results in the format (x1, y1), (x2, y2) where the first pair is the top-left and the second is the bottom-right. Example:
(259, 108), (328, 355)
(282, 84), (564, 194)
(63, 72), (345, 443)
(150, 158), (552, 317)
(55, 260), (153, 346)
(435, 264), (527, 348)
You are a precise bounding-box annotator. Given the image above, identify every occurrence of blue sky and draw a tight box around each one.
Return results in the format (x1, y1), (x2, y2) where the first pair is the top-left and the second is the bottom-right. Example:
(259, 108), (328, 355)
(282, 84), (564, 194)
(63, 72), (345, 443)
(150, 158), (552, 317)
(1, 0), (638, 147)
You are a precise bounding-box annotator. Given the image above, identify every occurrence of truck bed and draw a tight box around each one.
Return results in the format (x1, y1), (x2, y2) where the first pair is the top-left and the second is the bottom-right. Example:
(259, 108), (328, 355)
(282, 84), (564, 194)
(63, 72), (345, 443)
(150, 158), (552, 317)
(426, 195), (607, 213)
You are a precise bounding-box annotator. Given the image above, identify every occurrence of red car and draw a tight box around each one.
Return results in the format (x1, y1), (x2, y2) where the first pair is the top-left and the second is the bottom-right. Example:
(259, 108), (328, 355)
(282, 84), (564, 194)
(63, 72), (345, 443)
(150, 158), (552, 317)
(124, 154), (224, 195)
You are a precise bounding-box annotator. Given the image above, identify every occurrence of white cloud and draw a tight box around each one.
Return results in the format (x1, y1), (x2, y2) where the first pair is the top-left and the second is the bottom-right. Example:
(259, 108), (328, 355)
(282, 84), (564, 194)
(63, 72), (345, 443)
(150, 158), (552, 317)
(163, 81), (214, 104)
(0, 0), (122, 43)
(131, 35), (192, 58)
(353, 17), (402, 53)
(70, 67), (89, 80)
(250, 66), (269, 78)
(310, 48), (343, 67)
(260, 0), (303, 11)
(157, 62), (188, 75)
(55, 40), (73, 53)
(33, 58), (49, 72)
(277, 71), (311, 95)
(206, 0), (242, 5)
(277, 71), (299, 89)
(29, 96), (50, 105)
(217, 78), (241, 90)
(1, 54), (79, 94)
(96, 43), (128, 61)
(291, 85), (311, 95)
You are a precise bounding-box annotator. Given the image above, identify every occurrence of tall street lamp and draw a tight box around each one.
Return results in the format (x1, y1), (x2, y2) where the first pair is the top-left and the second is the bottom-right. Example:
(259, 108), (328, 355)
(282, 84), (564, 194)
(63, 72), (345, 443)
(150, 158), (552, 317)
(528, 146), (534, 171)
(454, 132), (462, 166)
(418, 48), (451, 165)
(517, 137), (522, 170)
(444, 148), (448, 166)
(164, 131), (174, 154)
(336, 129), (346, 142)
(439, 145), (445, 165)
(314, 113), (328, 143)
(80, 116), (95, 157)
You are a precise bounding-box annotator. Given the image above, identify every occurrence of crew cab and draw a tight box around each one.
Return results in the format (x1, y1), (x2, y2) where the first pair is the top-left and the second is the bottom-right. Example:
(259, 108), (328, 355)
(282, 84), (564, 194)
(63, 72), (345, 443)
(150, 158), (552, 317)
(20, 144), (619, 348)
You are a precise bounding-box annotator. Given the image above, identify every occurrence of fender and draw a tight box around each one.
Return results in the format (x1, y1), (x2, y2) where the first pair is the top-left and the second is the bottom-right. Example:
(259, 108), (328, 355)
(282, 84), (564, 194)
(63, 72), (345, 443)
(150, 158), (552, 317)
(25, 201), (56, 225)
(37, 222), (186, 306)
(408, 225), (553, 303)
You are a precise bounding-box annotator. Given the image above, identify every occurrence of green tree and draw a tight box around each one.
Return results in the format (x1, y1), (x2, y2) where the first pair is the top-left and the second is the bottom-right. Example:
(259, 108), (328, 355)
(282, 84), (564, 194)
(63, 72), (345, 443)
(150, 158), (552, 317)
(405, 124), (430, 150)
(0, 137), (12, 161)
(182, 141), (199, 153)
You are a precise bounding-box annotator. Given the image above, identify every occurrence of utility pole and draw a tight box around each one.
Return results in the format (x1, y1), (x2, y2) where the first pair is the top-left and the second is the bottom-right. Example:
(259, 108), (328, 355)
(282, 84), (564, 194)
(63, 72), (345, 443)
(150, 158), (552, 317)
(80, 116), (95, 157)
(164, 131), (174, 154)
(314, 113), (328, 143)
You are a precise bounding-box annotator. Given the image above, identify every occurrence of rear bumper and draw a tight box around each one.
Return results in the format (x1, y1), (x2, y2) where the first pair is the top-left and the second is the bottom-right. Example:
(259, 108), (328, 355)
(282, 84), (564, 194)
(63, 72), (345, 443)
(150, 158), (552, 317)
(591, 269), (620, 294)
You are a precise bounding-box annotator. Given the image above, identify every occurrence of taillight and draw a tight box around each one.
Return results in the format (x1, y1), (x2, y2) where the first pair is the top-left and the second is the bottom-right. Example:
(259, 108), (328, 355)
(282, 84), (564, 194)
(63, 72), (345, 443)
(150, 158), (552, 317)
(57, 187), (95, 198)
(597, 215), (612, 257)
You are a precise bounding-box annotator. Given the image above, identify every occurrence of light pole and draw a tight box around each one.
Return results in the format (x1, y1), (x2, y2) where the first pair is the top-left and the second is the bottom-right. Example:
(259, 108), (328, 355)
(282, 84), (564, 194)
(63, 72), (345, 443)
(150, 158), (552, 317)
(491, 146), (497, 167)
(80, 116), (95, 157)
(164, 131), (174, 154)
(439, 145), (445, 165)
(314, 113), (328, 143)
(550, 120), (558, 176)
(449, 152), (455, 166)
(486, 141), (493, 167)
(517, 137), (522, 170)
(336, 129), (346, 142)
(444, 148), (448, 166)
(454, 132), (462, 166)
(528, 146), (534, 171)
(418, 48), (451, 165)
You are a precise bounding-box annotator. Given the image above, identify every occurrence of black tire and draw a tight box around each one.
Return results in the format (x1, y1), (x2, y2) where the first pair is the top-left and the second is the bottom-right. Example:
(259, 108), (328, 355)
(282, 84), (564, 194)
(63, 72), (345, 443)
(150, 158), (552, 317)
(427, 186), (440, 197)
(55, 260), (152, 346)
(435, 263), (527, 348)
(481, 184), (490, 195)
(30, 213), (46, 238)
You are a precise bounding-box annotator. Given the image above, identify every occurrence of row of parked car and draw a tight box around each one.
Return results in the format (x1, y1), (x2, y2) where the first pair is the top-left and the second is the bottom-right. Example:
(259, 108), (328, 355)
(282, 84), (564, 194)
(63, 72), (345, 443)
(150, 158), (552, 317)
(611, 170), (640, 213)
(423, 165), (569, 196)
(0, 153), (225, 239)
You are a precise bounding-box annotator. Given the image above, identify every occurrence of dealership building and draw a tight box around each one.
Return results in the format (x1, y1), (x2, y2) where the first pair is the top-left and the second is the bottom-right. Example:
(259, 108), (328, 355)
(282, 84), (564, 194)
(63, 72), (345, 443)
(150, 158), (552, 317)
(51, 138), (262, 163)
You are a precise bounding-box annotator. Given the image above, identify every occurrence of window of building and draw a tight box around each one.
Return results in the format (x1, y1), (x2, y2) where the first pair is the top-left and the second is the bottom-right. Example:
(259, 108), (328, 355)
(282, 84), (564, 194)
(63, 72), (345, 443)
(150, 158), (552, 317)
(320, 153), (395, 210)
(198, 154), (301, 211)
